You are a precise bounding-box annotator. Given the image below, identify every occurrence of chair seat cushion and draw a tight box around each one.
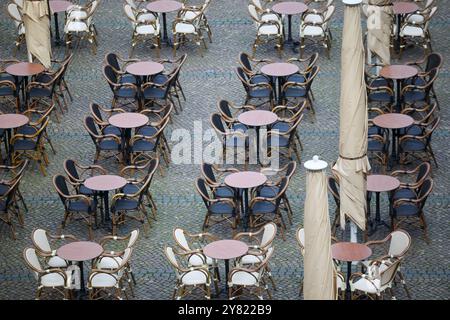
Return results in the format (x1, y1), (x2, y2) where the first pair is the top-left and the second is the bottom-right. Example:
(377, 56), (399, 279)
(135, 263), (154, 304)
(113, 198), (139, 211)
(400, 139), (426, 152)
(175, 22), (196, 34)
(403, 91), (426, 103)
(369, 92), (393, 102)
(48, 256), (68, 268)
(188, 254), (214, 267)
(40, 272), (67, 287)
(304, 13), (323, 24)
(267, 135), (289, 148)
(143, 87), (165, 99)
(209, 202), (235, 215)
(250, 74), (270, 84)
(368, 126), (382, 136)
(393, 188), (416, 201)
(137, 126), (157, 136)
(258, 24), (280, 35)
(29, 87), (52, 98)
(257, 185), (279, 198)
(115, 87), (137, 98)
(272, 121), (291, 133)
(230, 271), (260, 286)
(214, 186), (235, 198)
(131, 140), (156, 152)
(351, 277), (381, 294)
(401, 26), (424, 37)
(99, 139), (120, 151)
(407, 14), (424, 24)
(17, 125), (37, 135)
(0, 86), (15, 96)
(181, 270), (208, 285)
(368, 139), (385, 152)
(287, 74), (306, 83)
(65, 21), (89, 32)
(301, 25), (324, 37)
(119, 74), (137, 84)
(284, 87), (306, 98)
(231, 123), (248, 132)
(0, 184), (9, 196)
(251, 201), (276, 214)
(399, 125), (423, 136)
(123, 183), (140, 195)
(261, 13), (280, 22)
(249, 88), (271, 98)
(136, 24), (159, 35)
(13, 140), (37, 151)
(68, 200), (95, 212)
(80, 184), (95, 196)
(394, 204), (419, 217)
(96, 256), (123, 269)
(103, 125), (122, 136)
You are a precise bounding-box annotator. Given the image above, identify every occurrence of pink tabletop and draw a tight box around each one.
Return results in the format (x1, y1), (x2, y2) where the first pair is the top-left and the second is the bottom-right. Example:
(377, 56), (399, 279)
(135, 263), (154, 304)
(331, 242), (372, 262)
(50, 0), (73, 13)
(125, 61), (164, 77)
(57, 241), (103, 262)
(367, 174), (400, 193)
(373, 113), (414, 129)
(203, 240), (248, 260)
(108, 112), (149, 129)
(224, 171), (267, 189)
(393, 1), (419, 15)
(260, 62), (299, 77)
(84, 175), (127, 192)
(272, 1), (308, 15)
(380, 64), (418, 80)
(146, 0), (183, 13)
(0, 114), (29, 129)
(5, 62), (45, 77)
(238, 110), (278, 127)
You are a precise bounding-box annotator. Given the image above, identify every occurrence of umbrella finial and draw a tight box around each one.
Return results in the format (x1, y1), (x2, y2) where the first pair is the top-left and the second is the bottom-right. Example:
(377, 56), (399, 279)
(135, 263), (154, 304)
(304, 155), (328, 171)
(342, 0), (362, 5)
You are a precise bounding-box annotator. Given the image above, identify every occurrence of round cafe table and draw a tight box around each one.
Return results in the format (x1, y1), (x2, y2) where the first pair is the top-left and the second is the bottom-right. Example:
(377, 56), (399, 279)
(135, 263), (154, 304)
(57, 241), (103, 299)
(393, 1), (419, 53)
(0, 114), (29, 164)
(260, 62), (299, 105)
(367, 174), (400, 235)
(203, 240), (248, 293)
(238, 110), (278, 164)
(108, 113), (149, 165)
(380, 64), (418, 112)
(6, 62), (45, 111)
(224, 171), (267, 231)
(49, 0), (73, 46)
(272, 1), (308, 48)
(147, 0), (183, 46)
(126, 61), (165, 108)
(373, 113), (414, 170)
(331, 242), (372, 300)
(84, 175), (127, 223)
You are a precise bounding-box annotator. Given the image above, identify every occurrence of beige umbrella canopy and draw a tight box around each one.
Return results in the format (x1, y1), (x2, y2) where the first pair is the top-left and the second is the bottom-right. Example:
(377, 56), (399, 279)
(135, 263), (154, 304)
(332, 0), (370, 231)
(366, 0), (393, 65)
(22, 0), (52, 68)
(303, 156), (335, 300)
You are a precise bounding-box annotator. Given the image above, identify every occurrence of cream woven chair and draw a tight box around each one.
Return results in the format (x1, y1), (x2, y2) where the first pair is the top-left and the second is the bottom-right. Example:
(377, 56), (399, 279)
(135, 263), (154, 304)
(7, 2), (25, 55)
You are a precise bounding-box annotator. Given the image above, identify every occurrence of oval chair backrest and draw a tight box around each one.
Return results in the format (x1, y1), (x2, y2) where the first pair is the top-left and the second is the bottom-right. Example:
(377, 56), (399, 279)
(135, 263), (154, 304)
(23, 248), (42, 280)
(296, 227), (305, 253)
(173, 228), (190, 251)
(323, 5), (335, 22)
(236, 67), (250, 90)
(217, 100), (233, 120)
(239, 52), (253, 73)
(164, 246), (180, 273)
(90, 103), (104, 123)
(53, 174), (71, 199)
(64, 159), (80, 181)
(416, 162), (431, 186)
(275, 177), (289, 205)
(425, 53), (443, 72)
(201, 162), (217, 184)
(105, 53), (121, 72)
(14, 0), (24, 8)
(248, 4), (260, 22)
(7, 3), (22, 26)
(127, 229), (140, 248)
(124, 4), (137, 22)
(120, 247), (133, 268)
(85, 116), (100, 138)
(380, 258), (401, 288)
(195, 178), (211, 204)
(328, 176), (340, 205)
(261, 222), (277, 248)
(211, 113), (226, 134)
(388, 230), (411, 258)
(251, 0), (264, 10)
(103, 65), (118, 87)
(32, 229), (52, 253)
(418, 178), (433, 205)
(286, 161), (297, 180)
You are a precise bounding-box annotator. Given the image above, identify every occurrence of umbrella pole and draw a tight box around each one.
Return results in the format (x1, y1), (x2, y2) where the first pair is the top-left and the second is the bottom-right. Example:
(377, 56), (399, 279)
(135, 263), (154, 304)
(350, 222), (357, 243)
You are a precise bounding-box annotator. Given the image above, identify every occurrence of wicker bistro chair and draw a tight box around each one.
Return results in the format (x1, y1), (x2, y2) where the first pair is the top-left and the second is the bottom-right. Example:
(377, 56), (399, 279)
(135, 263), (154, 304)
(104, 52), (139, 85)
(180, 0), (213, 43)
(129, 116), (170, 170)
(95, 230), (140, 291)
(271, 101), (307, 150)
(51, 54), (74, 109)
(84, 116), (122, 165)
(250, 0), (280, 23)
(53, 174), (98, 240)
(299, 5), (335, 59)
(26, 67), (65, 121)
(398, 6), (437, 58)
(124, 4), (161, 58)
(391, 178), (433, 243)
(119, 158), (159, 220)
(391, 162), (431, 202)
(248, 177), (289, 240)
(227, 243), (274, 300)
(286, 52), (319, 100)
(157, 54), (188, 105)
(6, 2), (25, 55)
(141, 72), (177, 112)
(248, 4), (283, 58)
(103, 65), (140, 111)
(63, 159), (107, 200)
(89, 103), (124, 136)
(195, 177), (239, 232)
(233, 222), (277, 290)
(172, 7), (208, 58)
(236, 67), (274, 109)
(210, 113), (249, 169)
(64, 0), (100, 55)
(400, 68), (439, 112)
(266, 113), (304, 162)
(327, 175), (341, 235)
(258, 161), (297, 224)
(87, 247), (134, 300)
(362, 229), (412, 299)
(200, 162), (239, 199)
(366, 76), (395, 113)
(31, 228), (78, 269)
(23, 248), (74, 300)
(368, 128), (390, 172)
(151, 65), (184, 113)
(0, 159), (29, 218)
(0, 178), (21, 239)
(238, 52), (272, 84)
(164, 246), (213, 300)
(281, 65), (320, 120)
(20, 105), (56, 155)
(398, 116), (440, 167)
(10, 117), (50, 176)
(217, 99), (255, 131)
(0, 78), (19, 113)
(350, 257), (402, 300)
(172, 227), (220, 293)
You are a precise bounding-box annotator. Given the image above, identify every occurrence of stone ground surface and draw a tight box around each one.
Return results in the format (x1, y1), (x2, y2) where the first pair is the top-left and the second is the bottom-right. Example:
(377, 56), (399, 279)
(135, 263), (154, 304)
(0, 0), (448, 300)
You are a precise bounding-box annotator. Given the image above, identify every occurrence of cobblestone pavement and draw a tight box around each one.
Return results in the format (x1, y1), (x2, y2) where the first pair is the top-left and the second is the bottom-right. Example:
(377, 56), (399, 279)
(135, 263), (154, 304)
(0, 0), (448, 300)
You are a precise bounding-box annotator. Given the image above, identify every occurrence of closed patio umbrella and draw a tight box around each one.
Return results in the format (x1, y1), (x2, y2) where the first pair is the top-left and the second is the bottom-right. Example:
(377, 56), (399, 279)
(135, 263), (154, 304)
(332, 0), (370, 233)
(303, 156), (335, 300)
(22, 0), (52, 68)
(366, 0), (393, 65)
